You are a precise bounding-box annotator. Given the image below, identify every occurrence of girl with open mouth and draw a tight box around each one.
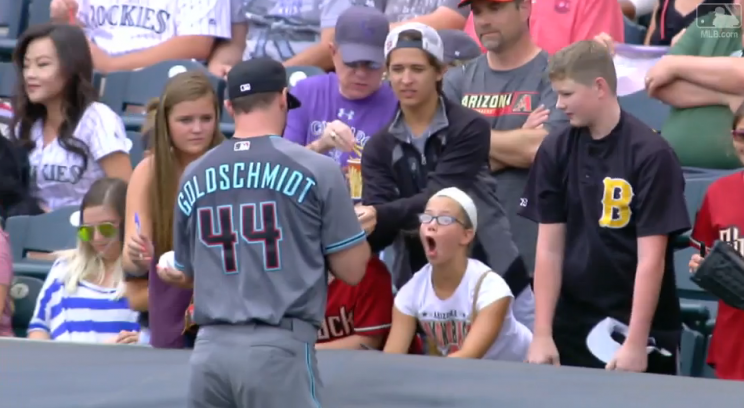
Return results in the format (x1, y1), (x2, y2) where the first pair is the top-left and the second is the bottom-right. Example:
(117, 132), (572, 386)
(383, 187), (532, 360)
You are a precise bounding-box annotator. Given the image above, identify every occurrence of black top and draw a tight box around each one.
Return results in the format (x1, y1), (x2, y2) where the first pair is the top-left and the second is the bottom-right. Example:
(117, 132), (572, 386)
(362, 98), (530, 295)
(650, 0), (732, 46)
(519, 111), (690, 336)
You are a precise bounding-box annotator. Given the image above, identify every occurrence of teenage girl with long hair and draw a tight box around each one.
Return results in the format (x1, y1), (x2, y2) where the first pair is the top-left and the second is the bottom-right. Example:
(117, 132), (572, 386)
(384, 188), (532, 359)
(122, 71), (225, 348)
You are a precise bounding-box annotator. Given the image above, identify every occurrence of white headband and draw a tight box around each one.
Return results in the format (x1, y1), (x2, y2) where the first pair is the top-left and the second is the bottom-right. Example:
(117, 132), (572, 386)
(432, 187), (478, 233)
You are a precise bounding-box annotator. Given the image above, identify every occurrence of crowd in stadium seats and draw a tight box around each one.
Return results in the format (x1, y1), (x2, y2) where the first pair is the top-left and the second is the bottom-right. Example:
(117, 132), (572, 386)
(1, 0), (744, 391)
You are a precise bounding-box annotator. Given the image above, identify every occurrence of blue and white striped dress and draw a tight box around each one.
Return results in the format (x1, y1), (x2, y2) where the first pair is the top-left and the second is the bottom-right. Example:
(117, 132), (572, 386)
(28, 259), (140, 343)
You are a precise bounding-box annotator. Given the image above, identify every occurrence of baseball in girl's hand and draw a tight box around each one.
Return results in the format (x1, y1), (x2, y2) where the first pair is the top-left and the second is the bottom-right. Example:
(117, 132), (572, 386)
(158, 251), (176, 269)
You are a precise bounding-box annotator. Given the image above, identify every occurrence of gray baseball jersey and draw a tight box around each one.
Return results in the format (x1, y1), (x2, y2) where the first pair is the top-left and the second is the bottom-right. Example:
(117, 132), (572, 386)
(243, 0), (383, 62)
(442, 52), (567, 275)
(173, 135), (365, 329)
(382, 0), (469, 22)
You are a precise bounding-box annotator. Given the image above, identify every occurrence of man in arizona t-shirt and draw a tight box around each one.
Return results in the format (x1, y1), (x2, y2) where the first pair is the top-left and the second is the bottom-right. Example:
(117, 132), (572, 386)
(284, 6), (397, 170)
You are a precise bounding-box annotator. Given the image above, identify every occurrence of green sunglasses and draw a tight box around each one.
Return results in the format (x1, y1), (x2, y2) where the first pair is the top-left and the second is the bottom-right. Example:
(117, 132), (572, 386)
(78, 222), (119, 242)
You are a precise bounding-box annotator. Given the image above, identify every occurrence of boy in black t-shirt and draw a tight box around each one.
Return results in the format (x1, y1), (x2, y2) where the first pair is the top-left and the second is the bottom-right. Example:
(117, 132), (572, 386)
(519, 41), (690, 374)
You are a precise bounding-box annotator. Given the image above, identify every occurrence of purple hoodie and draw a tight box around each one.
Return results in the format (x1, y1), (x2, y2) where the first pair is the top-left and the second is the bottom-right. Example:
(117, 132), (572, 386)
(284, 73), (398, 168)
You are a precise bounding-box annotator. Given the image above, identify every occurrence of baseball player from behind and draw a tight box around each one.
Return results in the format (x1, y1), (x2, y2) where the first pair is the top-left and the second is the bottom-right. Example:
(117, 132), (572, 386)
(158, 57), (371, 407)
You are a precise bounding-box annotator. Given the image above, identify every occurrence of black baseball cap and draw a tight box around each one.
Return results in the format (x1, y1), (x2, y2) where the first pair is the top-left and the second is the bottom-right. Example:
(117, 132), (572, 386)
(226, 57), (301, 110)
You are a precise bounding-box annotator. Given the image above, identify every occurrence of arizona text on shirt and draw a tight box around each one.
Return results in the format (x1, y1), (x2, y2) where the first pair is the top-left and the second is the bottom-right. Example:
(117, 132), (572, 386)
(177, 162), (317, 216)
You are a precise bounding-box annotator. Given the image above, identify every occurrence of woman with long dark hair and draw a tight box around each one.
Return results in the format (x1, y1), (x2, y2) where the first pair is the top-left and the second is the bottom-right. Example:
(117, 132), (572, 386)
(10, 23), (132, 211)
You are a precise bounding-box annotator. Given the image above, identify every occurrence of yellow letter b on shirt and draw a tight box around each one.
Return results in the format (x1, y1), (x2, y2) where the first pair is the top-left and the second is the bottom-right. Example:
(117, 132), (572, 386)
(599, 177), (633, 229)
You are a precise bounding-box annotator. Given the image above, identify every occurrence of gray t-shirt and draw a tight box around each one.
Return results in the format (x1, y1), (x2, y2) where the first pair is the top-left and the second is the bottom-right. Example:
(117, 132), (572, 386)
(242, 0), (382, 61)
(443, 52), (567, 275)
(383, 0), (468, 22)
(173, 136), (366, 328)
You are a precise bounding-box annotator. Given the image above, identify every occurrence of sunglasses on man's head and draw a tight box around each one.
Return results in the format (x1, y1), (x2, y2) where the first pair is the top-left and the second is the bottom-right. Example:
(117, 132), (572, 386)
(78, 222), (118, 242)
(418, 213), (465, 227)
(344, 61), (382, 70)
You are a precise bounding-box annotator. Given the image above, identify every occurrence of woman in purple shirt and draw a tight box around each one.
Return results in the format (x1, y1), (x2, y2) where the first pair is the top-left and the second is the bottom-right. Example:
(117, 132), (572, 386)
(121, 72), (225, 348)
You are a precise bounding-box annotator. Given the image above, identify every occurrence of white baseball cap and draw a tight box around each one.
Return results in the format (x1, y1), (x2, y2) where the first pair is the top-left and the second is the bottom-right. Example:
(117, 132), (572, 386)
(432, 187), (478, 233)
(384, 22), (445, 64)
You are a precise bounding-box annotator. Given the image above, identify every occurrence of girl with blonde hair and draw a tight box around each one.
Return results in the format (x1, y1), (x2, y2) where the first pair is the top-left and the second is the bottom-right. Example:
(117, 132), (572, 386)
(28, 178), (140, 343)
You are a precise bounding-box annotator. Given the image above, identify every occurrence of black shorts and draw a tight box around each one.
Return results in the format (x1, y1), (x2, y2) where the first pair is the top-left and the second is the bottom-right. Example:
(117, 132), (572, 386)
(553, 316), (679, 375)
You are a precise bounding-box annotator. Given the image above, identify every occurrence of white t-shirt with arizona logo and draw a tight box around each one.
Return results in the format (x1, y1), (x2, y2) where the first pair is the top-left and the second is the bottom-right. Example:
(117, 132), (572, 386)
(394, 258), (532, 361)
(27, 102), (130, 211)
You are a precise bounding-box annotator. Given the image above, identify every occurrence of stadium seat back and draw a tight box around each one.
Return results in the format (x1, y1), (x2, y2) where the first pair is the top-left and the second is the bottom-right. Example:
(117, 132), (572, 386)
(619, 91), (670, 131)
(286, 66), (325, 89)
(0, 61), (17, 99)
(701, 335), (716, 378)
(623, 17), (648, 45)
(127, 131), (146, 167)
(679, 326), (705, 377)
(0, 0), (29, 39)
(101, 60), (225, 117)
(27, 0), (52, 27)
(10, 275), (43, 337)
(5, 206), (78, 260)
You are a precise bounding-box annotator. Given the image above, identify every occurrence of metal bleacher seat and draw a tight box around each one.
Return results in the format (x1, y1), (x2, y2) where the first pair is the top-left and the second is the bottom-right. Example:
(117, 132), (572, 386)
(10, 275), (44, 337)
(680, 325), (706, 377)
(0, 61), (17, 99)
(127, 130), (146, 167)
(619, 91), (670, 132)
(5, 206), (78, 279)
(0, 0), (30, 59)
(623, 17), (648, 45)
(27, 0), (52, 27)
(100, 60), (225, 132)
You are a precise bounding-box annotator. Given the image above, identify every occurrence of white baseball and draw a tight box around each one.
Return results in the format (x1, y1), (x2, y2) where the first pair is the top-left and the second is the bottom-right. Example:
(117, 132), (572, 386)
(158, 251), (176, 269)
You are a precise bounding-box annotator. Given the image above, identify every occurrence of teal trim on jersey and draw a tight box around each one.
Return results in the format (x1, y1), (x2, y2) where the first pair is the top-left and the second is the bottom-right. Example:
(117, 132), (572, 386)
(269, 135), (282, 139)
(304, 343), (321, 408)
(324, 231), (366, 254)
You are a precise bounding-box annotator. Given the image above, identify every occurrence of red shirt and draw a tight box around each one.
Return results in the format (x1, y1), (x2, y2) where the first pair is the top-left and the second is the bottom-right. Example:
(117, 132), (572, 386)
(464, 0), (624, 55)
(318, 257), (393, 343)
(691, 171), (744, 380)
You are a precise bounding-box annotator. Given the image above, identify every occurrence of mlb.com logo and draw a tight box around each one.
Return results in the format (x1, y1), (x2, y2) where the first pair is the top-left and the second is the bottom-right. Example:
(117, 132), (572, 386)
(696, 4), (742, 35)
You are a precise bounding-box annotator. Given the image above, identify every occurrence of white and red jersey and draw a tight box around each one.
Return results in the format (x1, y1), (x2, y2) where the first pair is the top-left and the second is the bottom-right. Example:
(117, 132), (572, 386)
(318, 257), (393, 343)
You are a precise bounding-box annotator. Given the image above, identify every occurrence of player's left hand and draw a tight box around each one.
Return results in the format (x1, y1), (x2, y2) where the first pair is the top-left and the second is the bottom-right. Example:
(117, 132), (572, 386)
(605, 343), (648, 372)
(645, 56), (680, 95)
(355, 205), (377, 234)
(157, 265), (192, 288)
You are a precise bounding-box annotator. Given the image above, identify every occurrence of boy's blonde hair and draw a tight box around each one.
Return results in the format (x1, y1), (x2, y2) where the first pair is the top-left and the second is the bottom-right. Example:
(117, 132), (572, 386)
(548, 40), (618, 95)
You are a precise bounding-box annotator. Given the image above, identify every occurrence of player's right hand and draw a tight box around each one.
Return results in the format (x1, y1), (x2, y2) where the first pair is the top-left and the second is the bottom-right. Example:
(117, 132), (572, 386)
(689, 254), (704, 273)
(593, 32), (615, 55)
(526, 335), (560, 366)
(50, 0), (79, 23)
(522, 105), (549, 130)
(319, 120), (355, 153)
(126, 233), (154, 270)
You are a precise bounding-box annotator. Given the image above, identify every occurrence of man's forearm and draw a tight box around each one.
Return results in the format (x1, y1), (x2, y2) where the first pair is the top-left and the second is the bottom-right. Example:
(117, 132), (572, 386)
(673, 56), (744, 94)
(284, 43), (333, 71)
(652, 79), (728, 108)
(626, 261), (664, 347)
(489, 129), (547, 169)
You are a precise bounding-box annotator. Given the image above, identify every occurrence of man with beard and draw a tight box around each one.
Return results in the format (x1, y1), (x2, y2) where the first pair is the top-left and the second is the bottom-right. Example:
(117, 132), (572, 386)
(443, 0), (567, 281)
